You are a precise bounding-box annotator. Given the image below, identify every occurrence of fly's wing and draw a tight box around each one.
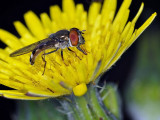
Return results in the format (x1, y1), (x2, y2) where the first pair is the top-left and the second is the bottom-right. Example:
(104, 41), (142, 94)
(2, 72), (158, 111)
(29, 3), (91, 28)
(10, 38), (51, 57)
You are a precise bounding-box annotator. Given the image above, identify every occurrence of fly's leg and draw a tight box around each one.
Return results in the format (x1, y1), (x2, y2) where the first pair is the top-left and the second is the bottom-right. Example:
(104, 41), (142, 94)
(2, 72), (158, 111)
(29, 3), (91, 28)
(76, 46), (87, 55)
(43, 48), (59, 55)
(41, 48), (59, 75)
(61, 49), (64, 61)
(67, 48), (81, 60)
(42, 52), (47, 75)
(61, 49), (68, 66)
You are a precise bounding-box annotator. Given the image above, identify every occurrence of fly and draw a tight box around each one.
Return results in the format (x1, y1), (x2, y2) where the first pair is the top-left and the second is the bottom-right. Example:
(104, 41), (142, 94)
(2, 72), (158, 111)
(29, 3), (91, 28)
(10, 28), (87, 75)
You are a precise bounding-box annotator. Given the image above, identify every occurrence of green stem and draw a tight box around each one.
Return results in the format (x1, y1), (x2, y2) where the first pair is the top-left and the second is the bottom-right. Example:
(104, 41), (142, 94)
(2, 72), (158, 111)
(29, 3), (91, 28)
(70, 103), (81, 120)
(59, 100), (79, 120)
(74, 96), (93, 120)
(89, 86), (110, 120)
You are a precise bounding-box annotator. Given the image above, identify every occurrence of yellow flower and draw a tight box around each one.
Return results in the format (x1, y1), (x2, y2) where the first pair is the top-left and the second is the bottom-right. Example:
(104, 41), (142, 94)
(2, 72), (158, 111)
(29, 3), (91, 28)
(0, 0), (156, 100)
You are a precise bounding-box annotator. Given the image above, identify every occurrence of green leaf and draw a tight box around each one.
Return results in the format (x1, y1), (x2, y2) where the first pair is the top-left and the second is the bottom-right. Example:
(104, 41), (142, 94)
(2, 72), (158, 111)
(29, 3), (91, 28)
(100, 84), (121, 119)
(16, 100), (66, 120)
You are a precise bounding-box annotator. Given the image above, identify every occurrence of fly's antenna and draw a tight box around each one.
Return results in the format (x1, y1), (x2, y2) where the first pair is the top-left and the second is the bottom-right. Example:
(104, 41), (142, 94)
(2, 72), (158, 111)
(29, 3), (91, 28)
(81, 30), (86, 34)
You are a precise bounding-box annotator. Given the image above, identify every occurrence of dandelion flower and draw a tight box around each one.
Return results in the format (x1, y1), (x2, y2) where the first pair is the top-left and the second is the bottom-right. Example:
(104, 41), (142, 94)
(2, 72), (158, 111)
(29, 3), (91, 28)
(0, 0), (156, 100)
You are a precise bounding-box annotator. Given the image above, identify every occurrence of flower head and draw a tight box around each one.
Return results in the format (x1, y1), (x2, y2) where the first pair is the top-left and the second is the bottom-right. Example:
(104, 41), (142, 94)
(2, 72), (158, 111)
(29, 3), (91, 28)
(0, 0), (156, 100)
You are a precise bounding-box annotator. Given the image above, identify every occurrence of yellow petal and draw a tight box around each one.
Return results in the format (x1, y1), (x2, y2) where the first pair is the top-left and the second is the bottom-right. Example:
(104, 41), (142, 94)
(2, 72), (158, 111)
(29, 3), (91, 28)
(62, 0), (75, 21)
(50, 5), (62, 23)
(135, 12), (157, 40)
(101, 0), (117, 25)
(40, 13), (52, 34)
(24, 11), (46, 39)
(0, 29), (23, 50)
(0, 90), (49, 100)
(88, 2), (101, 26)
(112, 0), (131, 28)
(14, 21), (32, 38)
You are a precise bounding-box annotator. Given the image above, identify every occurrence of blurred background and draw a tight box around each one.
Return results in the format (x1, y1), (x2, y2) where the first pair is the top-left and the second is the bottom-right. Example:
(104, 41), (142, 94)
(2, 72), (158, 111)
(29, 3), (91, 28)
(0, 0), (159, 120)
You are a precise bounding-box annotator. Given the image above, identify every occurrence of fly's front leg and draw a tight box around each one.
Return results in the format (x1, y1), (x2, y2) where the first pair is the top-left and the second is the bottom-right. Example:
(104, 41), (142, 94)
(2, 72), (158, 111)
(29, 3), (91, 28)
(76, 46), (87, 55)
(67, 48), (81, 60)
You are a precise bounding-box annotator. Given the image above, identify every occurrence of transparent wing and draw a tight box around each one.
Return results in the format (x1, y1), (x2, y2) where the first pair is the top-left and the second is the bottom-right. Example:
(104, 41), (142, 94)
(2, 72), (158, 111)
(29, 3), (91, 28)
(10, 38), (51, 57)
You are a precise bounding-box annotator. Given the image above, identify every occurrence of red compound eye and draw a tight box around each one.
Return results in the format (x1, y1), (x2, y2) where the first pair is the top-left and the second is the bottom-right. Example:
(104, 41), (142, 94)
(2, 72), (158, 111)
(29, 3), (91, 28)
(69, 30), (79, 46)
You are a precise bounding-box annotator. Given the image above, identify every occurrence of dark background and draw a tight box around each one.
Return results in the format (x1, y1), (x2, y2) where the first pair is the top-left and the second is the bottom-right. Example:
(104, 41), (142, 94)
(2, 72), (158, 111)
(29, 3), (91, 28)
(0, 0), (159, 120)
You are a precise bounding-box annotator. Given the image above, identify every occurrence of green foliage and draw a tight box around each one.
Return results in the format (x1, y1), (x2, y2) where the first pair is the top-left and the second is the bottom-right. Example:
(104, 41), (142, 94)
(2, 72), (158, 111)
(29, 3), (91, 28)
(17, 100), (66, 120)
(126, 31), (160, 120)
(100, 84), (121, 119)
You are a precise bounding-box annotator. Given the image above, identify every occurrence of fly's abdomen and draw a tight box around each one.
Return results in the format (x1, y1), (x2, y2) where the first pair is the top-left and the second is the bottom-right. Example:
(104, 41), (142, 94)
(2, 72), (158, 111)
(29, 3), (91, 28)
(30, 40), (59, 65)
(30, 49), (42, 65)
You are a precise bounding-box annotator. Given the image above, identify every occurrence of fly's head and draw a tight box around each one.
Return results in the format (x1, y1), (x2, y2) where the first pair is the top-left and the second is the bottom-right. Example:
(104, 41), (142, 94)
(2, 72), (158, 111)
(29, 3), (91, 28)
(69, 28), (85, 47)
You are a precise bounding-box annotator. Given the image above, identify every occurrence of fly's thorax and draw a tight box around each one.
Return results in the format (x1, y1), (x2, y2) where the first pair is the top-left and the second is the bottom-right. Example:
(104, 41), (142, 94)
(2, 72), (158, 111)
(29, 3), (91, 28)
(53, 30), (70, 40)
(59, 40), (70, 49)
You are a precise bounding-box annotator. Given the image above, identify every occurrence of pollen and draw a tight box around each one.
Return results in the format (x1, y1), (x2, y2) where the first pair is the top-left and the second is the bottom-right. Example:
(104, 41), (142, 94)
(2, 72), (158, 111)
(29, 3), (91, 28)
(73, 83), (87, 96)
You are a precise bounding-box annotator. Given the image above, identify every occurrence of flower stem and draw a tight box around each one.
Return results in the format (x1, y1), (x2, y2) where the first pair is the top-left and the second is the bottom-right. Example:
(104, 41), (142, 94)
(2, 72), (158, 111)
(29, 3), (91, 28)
(70, 103), (81, 120)
(89, 85), (110, 120)
(60, 84), (119, 120)
(74, 96), (93, 120)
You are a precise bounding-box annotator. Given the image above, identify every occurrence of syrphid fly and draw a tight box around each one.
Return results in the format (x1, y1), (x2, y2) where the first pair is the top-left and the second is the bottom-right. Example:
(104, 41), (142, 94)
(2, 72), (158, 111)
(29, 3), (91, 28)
(10, 28), (87, 74)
